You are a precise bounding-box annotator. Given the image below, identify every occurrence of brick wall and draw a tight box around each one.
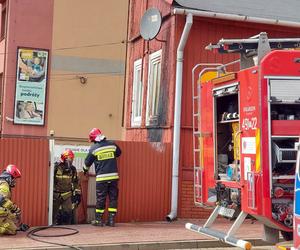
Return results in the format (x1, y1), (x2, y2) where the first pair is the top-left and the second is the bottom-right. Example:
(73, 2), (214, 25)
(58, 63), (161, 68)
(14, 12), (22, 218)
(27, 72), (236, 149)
(180, 180), (212, 219)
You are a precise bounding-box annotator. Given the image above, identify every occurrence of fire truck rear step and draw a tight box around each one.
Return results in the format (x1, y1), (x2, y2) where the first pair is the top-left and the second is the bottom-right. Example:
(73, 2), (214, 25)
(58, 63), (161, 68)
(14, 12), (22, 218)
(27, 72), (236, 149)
(186, 205), (251, 249)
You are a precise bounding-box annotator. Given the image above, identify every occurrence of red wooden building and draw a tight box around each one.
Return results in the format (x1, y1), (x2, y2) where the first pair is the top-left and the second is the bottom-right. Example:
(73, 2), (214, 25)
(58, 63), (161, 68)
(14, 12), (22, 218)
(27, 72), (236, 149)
(124, 0), (300, 220)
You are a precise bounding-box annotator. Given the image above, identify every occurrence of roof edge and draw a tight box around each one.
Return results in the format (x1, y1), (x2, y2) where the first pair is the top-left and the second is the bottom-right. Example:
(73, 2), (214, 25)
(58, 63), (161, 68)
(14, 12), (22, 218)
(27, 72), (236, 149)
(173, 7), (300, 28)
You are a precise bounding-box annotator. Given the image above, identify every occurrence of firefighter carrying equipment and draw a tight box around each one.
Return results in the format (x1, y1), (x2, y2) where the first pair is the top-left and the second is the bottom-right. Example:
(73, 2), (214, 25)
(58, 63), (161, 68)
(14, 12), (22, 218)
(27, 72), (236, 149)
(53, 161), (81, 225)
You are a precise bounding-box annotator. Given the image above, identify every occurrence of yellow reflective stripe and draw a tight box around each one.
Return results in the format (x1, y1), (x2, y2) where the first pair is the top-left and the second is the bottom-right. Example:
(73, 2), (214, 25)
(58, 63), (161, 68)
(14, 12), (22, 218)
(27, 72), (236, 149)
(2, 222), (9, 228)
(95, 148), (116, 154)
(97, 152), (114, 160)
(108, 208), (117, 212)
(93, 146), (116, 155)
(0, 183), (10, 195)
(96, 209), (104, 213)
(0, 186), (9, 194)
(2, 200), (12, 209)
(255, 128), (261, 172)
(96, 176), (119, 182)
(60, 191), (72, 197)
(94, 147), (116, 160)
(83, 166), (89, 171)
(56, 175), (72, 179)
(94, 150), (115, 160)
(0, 209), (7, 216)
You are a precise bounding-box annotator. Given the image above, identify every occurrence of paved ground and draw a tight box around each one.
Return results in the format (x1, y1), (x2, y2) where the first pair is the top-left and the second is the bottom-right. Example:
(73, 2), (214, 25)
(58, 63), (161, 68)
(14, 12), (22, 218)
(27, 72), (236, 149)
(0, 218), (282, 249)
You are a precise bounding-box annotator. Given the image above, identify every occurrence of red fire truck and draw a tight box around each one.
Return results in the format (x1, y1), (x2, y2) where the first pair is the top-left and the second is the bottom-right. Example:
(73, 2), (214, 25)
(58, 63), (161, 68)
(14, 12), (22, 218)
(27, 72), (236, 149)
(186, 33), (300, 249)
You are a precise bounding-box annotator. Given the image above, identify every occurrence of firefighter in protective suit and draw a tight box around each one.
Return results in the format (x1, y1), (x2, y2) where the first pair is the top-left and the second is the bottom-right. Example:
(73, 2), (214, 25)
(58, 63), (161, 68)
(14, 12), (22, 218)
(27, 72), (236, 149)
(0, 164), (22, 235)
(53, 149), (81, 225)
(84, 128), (121, 227)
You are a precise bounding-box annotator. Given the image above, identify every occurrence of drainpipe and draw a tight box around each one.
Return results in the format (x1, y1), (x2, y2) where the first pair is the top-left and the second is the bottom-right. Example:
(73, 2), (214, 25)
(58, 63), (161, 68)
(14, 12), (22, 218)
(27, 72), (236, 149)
(166, 13), (193, 222)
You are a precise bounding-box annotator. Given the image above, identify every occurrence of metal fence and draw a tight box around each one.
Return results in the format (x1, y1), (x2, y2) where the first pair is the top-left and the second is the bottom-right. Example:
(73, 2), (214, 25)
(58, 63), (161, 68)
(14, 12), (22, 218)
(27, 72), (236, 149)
(0, 137), (49, 226)
(0, 137), (172, 226)
(52, 139), (173, 223)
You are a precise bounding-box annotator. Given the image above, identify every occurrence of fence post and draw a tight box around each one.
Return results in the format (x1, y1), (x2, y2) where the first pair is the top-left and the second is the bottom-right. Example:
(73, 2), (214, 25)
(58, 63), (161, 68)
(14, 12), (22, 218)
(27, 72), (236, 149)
(48, 130), (55, 225)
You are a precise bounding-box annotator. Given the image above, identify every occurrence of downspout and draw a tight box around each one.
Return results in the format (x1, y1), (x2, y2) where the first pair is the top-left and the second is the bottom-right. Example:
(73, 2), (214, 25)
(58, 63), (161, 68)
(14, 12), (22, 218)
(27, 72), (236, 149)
(166, 13), (193, 222)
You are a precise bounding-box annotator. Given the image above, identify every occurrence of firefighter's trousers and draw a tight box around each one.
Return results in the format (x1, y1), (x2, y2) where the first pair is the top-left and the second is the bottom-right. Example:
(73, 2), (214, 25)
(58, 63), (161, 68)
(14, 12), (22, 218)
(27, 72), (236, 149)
(53, 191), (73, 225)
(0, 211), (17, 235)
(96, 180), (118, 214)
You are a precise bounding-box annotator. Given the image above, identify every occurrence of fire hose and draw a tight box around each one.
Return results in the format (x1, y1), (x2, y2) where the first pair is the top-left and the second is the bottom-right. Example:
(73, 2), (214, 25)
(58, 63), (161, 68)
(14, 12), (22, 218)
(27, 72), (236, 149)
(27, 225), (81, 250)
(26, 183), (86, 250)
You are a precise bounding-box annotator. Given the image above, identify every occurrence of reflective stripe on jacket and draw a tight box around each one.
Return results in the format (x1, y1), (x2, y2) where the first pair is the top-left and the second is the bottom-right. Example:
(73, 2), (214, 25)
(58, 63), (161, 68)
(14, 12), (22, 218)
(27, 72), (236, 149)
(84, 139), (121, 182)
(54, 162), (80, 193)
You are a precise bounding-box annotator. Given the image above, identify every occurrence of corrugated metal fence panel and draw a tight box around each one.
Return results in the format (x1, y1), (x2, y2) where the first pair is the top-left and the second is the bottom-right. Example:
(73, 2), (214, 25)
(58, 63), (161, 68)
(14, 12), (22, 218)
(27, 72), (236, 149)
(117, 141), (172, 222)
(86, 141), (172, 223)
(0, 138), (49, 226)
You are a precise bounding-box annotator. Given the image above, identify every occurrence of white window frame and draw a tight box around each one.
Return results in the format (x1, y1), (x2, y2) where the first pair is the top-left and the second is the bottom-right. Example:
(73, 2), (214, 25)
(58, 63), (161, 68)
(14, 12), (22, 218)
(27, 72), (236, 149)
(131, 58), (143, 127)
(146, 50), (162, 126)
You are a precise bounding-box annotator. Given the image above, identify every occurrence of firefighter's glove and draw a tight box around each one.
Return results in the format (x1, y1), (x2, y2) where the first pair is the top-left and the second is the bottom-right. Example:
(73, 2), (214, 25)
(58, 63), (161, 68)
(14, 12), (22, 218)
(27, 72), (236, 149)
(83, 166), (89, 176)
(18, 223), (29, 232)
(14, 207), (21, 220)
(72, 193), (81, 206)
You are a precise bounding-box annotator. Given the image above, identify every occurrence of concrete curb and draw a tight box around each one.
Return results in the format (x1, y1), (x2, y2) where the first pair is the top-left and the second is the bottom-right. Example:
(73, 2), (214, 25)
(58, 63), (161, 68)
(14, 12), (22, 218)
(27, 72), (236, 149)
(18, 238), (276, 250)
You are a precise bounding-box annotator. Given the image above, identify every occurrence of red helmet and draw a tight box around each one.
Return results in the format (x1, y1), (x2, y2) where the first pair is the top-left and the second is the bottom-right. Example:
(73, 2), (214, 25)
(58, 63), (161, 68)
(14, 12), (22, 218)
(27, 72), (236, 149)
(6, 164), (21, 178)
(89, 128), (102, 142)
(60, 149), (75, 162)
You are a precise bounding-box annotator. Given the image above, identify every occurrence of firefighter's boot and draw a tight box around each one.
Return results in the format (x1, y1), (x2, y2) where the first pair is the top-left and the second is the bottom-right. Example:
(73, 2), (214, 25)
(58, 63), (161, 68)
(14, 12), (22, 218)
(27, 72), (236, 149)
(91, 213), (104, 227)
(106, 213), (116, 227)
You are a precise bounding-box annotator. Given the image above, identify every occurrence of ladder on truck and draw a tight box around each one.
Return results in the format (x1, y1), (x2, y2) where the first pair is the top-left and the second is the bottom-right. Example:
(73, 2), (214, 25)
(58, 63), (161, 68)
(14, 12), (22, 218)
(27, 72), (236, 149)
(206, 32), (300, 69)
(192, 60), (239, 206)
(192, 63), (223, 207)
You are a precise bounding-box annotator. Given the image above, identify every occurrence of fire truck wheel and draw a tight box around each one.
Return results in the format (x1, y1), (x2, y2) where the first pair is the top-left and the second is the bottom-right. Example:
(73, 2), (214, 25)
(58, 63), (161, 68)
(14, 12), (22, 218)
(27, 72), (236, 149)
(280, 230), (293, 241)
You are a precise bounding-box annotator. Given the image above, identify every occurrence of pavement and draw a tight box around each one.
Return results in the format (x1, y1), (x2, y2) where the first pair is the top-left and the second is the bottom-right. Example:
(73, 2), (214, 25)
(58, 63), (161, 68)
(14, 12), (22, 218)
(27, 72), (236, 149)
(0, 218), (280, 250)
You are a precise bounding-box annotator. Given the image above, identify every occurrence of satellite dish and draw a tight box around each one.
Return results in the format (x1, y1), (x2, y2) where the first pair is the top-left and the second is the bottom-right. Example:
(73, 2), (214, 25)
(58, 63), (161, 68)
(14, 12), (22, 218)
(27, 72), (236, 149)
(140, 8), (162, 41)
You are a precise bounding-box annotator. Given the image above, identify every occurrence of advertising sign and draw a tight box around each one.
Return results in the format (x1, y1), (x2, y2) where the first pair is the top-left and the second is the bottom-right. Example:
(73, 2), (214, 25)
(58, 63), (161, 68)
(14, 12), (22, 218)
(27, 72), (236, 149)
(13, 48), (49, 125)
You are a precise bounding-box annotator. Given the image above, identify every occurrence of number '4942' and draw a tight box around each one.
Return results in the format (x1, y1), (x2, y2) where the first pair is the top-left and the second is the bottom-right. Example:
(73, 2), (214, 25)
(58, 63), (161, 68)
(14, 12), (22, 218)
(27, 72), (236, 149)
(242, 117), (257, 130)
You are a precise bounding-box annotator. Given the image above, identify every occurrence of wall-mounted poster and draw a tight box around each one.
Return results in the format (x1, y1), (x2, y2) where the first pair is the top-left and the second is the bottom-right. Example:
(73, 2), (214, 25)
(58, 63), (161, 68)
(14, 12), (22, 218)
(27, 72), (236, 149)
(13, 48), (49, 125)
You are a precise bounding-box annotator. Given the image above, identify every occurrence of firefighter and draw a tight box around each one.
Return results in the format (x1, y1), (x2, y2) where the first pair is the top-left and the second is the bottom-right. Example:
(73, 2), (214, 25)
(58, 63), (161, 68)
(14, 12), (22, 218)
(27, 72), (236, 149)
(53, 149), (81, 225)
(83, 128), (121, 227)
(0, 164), (22, 235)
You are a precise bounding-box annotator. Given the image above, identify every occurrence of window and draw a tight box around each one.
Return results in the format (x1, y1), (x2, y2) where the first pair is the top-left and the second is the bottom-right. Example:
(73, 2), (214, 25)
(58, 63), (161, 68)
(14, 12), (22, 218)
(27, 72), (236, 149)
(131, 58), (143, 127)
(146, 50), (162, 126)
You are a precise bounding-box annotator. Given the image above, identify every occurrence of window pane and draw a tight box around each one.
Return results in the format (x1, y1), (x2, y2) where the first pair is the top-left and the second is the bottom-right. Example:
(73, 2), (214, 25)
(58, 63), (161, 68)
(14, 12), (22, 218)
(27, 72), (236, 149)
(131, 59), (143, 126)
(146, 50), (162, 126)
